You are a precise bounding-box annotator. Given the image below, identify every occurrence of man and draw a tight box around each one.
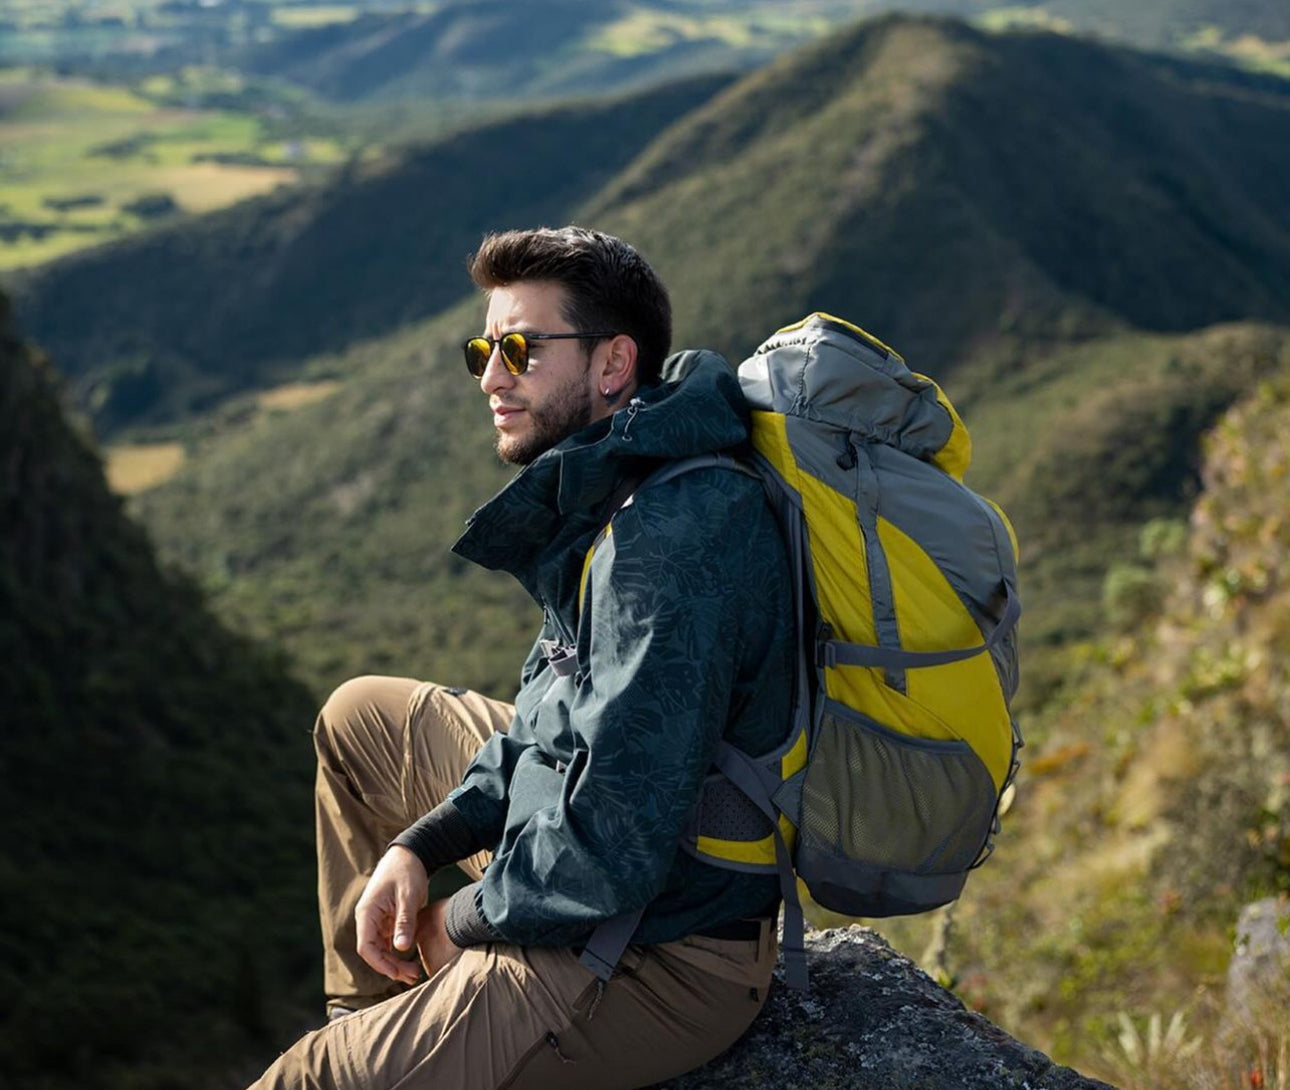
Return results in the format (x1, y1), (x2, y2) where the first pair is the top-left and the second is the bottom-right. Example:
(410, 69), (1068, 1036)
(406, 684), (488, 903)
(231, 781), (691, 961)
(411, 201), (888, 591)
(250, 226), (794, 1089)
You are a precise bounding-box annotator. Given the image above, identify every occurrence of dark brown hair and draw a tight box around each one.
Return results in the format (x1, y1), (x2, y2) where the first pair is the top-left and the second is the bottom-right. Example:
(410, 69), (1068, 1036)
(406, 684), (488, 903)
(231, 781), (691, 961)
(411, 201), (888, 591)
(468, 226), (672, 385)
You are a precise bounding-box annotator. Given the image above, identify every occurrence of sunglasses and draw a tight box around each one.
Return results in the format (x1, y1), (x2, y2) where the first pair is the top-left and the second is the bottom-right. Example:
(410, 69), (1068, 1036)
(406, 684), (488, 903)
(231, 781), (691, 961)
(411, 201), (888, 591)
(462, 330), (616, 379)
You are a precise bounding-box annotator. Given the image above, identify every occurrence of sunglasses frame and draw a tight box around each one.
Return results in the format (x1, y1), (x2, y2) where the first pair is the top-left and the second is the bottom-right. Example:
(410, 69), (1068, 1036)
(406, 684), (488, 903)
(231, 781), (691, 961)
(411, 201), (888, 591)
(463, 330), (617, 378)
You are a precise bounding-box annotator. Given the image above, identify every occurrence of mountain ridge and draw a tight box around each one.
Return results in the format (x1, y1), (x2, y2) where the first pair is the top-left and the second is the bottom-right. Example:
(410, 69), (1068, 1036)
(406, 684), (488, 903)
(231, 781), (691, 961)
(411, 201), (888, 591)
(97, 16), (1290, 705)
(6, 71), (734, 433)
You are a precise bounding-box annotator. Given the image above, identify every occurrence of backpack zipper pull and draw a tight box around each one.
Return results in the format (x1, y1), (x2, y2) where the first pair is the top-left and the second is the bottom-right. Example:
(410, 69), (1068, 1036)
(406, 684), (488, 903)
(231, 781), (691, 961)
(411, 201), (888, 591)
(837, 435), (857, 470)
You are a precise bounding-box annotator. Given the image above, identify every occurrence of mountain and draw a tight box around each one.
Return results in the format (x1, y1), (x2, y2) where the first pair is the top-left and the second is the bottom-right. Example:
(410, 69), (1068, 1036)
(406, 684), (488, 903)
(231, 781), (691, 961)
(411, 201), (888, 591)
(231, 0), (1290, 106)
(16, 16), (1290, 442)
(0, 291), (320, 1088)
(5, 71), (733, 433)
(90, 16), (1290, 707)
(237, 0), (652, 104)
(587, 15), (1290, 369)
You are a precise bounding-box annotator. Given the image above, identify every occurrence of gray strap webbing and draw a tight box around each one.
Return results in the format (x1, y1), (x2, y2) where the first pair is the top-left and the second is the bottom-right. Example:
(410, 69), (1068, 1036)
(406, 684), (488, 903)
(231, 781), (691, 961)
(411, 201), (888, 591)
(819, 579), (1020, 671)
(543, 454), (757, 677)
(713, 742), (808, 991)
(576, 454), (762, 983)
(642, 452), (758, 488)
(580, 908), (645, 981)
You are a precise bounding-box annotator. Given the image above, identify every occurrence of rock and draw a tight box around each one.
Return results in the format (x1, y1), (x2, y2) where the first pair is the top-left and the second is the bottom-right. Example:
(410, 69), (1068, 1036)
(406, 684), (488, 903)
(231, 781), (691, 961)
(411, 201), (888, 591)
(653, 927), (1117, 1090)
(1226, 897), (1290, 1023)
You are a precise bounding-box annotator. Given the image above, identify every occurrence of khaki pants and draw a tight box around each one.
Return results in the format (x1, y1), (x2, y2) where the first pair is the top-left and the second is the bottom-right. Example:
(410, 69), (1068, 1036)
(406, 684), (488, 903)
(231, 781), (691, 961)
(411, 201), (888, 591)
(251, 675), (775, 1089)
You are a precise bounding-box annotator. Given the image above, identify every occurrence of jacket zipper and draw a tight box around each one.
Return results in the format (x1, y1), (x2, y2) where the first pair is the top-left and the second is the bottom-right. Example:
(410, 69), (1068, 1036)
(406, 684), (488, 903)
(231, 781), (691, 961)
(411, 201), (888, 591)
(621, 397), (643, 442)
(543, 604), (576, 649)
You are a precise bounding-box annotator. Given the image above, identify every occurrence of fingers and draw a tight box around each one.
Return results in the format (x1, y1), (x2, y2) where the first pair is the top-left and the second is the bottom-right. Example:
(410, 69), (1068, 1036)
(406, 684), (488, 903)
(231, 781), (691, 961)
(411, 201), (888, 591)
(356, 901), (421, 985)
(355, 847), (430, 985)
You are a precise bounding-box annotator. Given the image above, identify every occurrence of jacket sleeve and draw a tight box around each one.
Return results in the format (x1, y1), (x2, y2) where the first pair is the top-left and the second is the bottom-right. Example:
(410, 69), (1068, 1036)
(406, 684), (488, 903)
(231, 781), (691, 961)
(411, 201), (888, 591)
(467, 475), (765, 946)
(392, 635), (549, 871)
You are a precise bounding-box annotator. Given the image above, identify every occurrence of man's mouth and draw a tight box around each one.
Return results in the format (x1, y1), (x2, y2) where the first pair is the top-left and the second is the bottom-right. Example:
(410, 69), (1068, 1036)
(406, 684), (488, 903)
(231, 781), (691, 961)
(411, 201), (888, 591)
(492, 403), (524, 427)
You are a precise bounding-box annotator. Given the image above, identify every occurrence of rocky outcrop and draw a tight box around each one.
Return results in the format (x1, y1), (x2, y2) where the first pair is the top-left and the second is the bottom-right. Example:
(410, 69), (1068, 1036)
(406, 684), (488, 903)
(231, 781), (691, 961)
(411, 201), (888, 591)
(657, 928), (1117, 1090)
(1227, 898), (1290, 1024)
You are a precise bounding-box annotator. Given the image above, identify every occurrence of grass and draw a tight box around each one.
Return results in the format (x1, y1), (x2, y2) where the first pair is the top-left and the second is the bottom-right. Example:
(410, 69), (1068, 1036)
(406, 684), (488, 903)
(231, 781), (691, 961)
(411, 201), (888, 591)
(256, 378), (340, 411)
(1180, 26), (1290, 79)
(104, 440), (186, 494)
(975, 6), (1075, 34)
(270, 4), (360, 30)
(586, 7), (831, 58)
(102, 380), (339, 492)
(0, 70), (342, 269)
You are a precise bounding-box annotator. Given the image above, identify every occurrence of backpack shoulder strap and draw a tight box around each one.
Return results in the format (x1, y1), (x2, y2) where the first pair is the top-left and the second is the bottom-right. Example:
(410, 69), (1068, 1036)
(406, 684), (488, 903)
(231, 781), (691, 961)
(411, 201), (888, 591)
(576, 454), (761, 980)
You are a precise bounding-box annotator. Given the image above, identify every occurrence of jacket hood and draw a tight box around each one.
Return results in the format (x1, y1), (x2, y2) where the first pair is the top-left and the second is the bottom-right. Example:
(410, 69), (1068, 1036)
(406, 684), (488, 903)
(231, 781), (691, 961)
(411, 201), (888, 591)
(452, 350), (748, 596)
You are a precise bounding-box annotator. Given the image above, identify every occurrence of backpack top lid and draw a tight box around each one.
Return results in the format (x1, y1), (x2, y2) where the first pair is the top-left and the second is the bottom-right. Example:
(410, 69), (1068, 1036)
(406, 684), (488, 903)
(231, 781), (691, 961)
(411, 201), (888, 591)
(738, 312), (972, 482)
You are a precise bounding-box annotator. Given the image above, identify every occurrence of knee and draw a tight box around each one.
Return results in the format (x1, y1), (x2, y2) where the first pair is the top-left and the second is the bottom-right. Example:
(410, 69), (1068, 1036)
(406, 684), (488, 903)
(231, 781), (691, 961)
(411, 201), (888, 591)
(314, 675), (405, 762)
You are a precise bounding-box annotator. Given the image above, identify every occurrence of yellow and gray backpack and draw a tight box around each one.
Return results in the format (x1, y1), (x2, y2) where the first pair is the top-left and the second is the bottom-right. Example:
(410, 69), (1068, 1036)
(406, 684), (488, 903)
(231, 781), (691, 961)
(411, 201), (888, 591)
(580, 314), (1022, 990)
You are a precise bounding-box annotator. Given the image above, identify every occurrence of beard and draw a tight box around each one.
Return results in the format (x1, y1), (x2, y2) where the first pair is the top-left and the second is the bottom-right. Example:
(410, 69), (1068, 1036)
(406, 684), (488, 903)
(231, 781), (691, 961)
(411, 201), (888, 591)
(495, 370), (595, 466)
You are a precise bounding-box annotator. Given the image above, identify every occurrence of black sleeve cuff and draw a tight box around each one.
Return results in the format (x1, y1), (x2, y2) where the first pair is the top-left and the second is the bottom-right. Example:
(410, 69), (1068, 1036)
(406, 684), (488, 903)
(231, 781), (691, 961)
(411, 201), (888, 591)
(443, 883), (504, 947)
(390, 800), (484, 876)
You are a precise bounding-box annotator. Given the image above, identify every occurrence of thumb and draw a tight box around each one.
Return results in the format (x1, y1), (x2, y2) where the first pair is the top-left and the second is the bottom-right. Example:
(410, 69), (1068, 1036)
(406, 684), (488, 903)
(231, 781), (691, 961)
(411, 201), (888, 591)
(393, 887), (417, 952)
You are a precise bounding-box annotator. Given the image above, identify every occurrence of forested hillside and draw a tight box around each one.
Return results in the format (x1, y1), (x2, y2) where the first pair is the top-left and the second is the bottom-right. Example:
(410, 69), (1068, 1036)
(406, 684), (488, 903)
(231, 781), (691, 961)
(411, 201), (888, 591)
(0, 293), (319, 1088)
(8, 71), (733, 432)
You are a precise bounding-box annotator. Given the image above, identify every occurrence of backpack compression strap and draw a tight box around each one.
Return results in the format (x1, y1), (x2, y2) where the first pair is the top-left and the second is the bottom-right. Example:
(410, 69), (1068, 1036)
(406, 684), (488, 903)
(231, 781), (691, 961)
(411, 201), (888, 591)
(816, 579), (1021, 670)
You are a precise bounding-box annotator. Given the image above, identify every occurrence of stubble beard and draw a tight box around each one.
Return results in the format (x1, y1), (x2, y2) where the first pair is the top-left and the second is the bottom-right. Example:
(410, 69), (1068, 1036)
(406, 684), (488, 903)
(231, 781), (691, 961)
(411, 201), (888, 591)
(495, 371), (596, 466)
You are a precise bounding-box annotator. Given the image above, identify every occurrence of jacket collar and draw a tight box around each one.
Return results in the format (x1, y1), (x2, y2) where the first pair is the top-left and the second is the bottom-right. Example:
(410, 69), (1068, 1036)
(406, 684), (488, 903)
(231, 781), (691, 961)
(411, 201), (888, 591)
(452, 351), (748, 602)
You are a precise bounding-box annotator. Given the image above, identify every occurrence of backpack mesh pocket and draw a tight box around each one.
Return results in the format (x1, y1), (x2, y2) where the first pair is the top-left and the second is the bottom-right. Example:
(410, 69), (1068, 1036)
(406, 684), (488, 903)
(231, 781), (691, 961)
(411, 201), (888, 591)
(798, 700), (997, 913)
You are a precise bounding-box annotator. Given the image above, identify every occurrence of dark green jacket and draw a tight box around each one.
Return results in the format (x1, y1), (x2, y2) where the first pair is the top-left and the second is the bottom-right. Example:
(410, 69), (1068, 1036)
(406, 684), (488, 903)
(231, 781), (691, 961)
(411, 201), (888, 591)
(397, 351), (794, 948)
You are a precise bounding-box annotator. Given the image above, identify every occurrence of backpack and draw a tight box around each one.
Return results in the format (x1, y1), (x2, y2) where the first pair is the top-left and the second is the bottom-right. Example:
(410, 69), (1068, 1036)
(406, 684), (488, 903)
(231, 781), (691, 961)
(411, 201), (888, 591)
(579, 314), (1023, 989)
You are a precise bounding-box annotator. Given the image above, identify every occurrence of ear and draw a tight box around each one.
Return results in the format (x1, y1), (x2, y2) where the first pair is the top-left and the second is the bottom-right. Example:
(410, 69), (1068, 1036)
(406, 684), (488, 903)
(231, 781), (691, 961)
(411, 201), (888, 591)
(597, 334), (639, 399)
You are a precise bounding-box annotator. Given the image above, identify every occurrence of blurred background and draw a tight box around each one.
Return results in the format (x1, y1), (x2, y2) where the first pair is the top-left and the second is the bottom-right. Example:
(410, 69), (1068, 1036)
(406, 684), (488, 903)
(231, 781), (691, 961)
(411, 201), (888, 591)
(2, 1), (1289, 1086)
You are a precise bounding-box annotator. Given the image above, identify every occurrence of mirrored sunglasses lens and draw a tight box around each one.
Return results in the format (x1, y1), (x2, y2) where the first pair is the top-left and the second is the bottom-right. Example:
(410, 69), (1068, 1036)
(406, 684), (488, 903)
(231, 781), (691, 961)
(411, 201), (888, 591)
(464, 338), (491, 377)
(500, 332), (529, 375)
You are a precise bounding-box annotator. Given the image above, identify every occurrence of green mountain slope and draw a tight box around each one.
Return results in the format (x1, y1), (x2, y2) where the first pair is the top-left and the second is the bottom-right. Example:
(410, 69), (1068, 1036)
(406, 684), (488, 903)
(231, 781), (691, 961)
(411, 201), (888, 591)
(112, 17), (1290, 706)
(590, 16), (1290, 371)
(7, 71), (732, 433)
(0, 291), (320, 1089)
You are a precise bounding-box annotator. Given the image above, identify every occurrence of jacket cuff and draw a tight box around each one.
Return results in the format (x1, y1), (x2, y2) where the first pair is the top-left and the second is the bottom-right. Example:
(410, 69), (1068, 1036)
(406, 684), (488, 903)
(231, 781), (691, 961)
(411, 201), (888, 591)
(390, 800), (482, 876)
(444, 883), (503, 947)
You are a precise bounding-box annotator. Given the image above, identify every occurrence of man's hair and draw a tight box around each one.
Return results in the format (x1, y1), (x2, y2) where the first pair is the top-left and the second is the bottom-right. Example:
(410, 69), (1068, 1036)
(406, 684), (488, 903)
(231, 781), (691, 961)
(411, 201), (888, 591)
(468, 226), (672, 386)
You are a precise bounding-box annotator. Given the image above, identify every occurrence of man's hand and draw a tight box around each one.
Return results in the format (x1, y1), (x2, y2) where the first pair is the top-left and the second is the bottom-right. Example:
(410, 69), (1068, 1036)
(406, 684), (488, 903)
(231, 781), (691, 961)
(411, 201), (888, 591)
(413, 898), (461, 980)
(355, 845), (430, 986)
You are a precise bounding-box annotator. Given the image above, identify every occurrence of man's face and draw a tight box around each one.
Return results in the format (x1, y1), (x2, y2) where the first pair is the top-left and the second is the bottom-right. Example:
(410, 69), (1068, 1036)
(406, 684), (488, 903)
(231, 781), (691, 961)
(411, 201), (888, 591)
(478, 281), (603, 466)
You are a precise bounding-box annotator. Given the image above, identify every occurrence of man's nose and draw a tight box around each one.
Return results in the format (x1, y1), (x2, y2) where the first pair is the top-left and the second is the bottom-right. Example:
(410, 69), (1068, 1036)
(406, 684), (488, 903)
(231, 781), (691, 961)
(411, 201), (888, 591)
(478, 345), (514, 395)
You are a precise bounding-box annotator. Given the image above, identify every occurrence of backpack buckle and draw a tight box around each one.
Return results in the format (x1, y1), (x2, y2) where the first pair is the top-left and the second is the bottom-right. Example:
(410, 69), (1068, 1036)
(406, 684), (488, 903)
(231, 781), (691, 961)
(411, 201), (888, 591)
(815, 641), (837, 669)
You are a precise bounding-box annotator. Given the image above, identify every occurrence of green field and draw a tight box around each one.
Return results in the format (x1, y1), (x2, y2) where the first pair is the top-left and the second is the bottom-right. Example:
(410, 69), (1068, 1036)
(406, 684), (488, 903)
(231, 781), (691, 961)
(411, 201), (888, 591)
(0, 68), (342, 269)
